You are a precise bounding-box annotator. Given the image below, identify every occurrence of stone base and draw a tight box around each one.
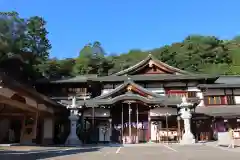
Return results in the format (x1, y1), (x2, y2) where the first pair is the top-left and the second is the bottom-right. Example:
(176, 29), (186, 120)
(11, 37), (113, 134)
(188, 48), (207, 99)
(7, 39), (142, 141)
(65, 137), (82, 146)
(180, 133), (196, 145)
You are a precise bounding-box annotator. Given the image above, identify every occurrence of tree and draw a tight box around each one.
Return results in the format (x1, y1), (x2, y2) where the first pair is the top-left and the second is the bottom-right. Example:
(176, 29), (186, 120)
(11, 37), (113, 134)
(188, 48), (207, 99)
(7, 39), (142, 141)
(73, 41), (113, 76)
(0, 13), (52, 80)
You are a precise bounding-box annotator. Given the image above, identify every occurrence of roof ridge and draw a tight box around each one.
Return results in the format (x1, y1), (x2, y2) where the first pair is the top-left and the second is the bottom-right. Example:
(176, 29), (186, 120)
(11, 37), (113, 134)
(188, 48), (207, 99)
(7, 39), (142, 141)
(113, 53), (191, 76)
(113, 54), (152, 76)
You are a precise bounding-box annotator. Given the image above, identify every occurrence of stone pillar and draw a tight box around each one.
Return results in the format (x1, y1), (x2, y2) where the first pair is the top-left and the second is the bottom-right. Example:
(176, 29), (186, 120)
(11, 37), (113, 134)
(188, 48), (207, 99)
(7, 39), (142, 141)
(180, 108), (195, 144)
(42, 118), (54, 145)
(65, 113), (82, 146)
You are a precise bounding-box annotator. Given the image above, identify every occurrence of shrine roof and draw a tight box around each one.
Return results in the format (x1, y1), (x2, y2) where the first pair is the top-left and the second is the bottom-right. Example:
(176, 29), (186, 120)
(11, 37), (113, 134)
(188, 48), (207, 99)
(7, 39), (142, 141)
(37, 74), (97, 83)
(215, 75), (240, 84)
(60, 93), (181, 108)
(198, 83), (240, 88)
(94, 79), (163, 99)
(0, 71), (65, 110)
(89, 74), (219, 82)
(196, 105), (240, 117)
(84, 93), (181, 107)
(59, 80), (183, 107)
(113, 54), (190, 76)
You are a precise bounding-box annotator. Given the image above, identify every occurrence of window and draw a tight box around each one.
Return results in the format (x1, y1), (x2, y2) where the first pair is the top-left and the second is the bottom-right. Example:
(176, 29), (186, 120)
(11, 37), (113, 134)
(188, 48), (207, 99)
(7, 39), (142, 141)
(204, 96), (227, 105)
(188, 91), (197, 98)
(62, 88), (87, 94)
(167, 90), (187, 98)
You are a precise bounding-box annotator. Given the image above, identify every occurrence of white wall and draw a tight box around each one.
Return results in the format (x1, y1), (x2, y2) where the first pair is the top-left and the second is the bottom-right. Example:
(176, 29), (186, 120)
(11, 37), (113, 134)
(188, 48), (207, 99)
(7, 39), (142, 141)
(204, 89), (225, 95)
(235, 96), (240, 104)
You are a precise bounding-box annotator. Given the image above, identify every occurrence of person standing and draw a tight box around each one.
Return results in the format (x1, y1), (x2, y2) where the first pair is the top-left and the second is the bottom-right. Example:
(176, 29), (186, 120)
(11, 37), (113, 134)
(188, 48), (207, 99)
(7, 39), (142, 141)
(228, 127), (235, 148)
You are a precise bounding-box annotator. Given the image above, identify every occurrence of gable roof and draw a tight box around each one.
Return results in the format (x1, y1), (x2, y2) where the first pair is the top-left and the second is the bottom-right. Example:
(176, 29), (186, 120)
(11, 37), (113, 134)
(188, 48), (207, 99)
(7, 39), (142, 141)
(95, 79), (163, 99)
(113, 54), (190, 76)
(59, 79), (182, 107)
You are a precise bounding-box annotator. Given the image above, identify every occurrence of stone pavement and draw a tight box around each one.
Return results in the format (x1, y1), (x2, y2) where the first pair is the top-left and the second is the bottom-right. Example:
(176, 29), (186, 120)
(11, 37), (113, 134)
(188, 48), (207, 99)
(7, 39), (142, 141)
(203, 140), (240, 153)
(0, 143), (240, 160)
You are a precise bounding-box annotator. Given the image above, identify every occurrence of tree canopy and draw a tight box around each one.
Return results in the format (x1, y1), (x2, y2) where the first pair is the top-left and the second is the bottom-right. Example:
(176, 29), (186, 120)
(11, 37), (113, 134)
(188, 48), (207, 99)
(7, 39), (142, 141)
(1, 12), (240, 82)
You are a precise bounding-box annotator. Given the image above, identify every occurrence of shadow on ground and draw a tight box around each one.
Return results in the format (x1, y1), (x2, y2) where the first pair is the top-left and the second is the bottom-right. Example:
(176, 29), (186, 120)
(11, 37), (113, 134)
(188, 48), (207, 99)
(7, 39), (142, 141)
(0, 147), (101, 160)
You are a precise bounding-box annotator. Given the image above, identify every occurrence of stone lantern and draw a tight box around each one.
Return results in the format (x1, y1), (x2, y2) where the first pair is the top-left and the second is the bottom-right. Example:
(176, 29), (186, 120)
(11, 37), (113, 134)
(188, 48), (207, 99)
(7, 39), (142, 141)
(178, 97), (195, 145)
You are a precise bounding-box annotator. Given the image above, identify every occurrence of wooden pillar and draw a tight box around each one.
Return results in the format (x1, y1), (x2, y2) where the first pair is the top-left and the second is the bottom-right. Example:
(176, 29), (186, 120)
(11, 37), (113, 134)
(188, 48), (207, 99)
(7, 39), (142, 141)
(92, 107), (95, 127)
(128, 102), (131, 143)
(33, 105), (39, 141)
(148, 110), (151, 142)
(166, 114), (169, 143)
(177, 116), (181, 142)
(20, 113), (38, 145)
(20, 115), (26, 143)
(136, 103), (139, 143)
(121, 104), (124, 143)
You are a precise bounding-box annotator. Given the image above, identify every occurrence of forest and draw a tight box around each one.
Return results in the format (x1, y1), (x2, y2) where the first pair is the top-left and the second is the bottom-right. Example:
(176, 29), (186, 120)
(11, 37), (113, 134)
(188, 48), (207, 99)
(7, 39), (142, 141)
(1, 12), (240, 83)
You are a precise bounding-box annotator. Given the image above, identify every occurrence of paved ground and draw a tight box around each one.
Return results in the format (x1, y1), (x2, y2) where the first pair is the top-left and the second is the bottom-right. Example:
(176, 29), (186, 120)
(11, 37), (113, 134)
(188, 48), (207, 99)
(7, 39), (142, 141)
(0, 144), (240, 160)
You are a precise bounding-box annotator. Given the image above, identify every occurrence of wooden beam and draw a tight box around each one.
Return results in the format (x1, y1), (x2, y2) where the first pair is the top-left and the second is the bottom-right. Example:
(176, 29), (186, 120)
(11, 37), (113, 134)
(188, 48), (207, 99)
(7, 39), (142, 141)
(0, 113), (26, 116)
(0, 99), (37, 113)
(0, 94), (54, 114)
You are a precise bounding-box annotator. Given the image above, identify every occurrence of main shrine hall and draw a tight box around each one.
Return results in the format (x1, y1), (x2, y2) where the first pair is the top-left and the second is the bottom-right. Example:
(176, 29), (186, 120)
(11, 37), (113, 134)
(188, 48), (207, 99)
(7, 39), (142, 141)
(1, 54), (240, 145)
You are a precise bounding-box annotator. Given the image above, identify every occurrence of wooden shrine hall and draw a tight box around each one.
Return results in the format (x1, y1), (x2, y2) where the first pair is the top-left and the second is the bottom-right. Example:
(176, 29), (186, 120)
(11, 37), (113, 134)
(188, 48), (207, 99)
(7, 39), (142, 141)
(0, 72), (67, 145)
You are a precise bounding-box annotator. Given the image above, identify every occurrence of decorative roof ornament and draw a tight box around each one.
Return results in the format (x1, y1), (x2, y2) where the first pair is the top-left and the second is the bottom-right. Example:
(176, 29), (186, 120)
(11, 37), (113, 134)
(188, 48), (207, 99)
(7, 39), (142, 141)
(149, 60), (154, 68)
(127, 85), (132, 91)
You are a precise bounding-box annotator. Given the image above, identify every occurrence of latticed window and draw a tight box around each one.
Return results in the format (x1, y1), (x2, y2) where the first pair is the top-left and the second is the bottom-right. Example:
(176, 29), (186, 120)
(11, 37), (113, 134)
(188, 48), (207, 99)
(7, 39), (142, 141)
(167, 90), (187, 98)
(187, 91), (197, 98)
(204, 96), (227, 105)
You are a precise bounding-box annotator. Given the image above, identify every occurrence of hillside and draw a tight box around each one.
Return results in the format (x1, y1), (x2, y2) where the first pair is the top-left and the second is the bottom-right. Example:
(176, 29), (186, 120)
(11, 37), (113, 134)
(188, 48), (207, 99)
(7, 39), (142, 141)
(1, 13), (240, 80)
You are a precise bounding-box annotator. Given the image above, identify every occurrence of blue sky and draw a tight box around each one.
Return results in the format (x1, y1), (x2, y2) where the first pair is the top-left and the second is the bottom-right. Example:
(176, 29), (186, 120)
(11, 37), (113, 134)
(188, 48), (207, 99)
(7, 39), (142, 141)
(1, 0), (240, 59)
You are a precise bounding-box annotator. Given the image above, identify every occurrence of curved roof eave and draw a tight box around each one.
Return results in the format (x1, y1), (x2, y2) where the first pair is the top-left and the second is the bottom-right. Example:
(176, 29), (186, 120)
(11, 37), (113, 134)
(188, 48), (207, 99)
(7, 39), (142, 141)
(85, 93), (181, 107)
(93, 79), (163, 100)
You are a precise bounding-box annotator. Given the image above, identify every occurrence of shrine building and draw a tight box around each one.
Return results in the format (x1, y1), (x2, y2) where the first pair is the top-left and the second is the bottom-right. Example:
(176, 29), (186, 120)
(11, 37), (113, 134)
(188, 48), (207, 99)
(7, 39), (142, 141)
(1, 54), (240, 145)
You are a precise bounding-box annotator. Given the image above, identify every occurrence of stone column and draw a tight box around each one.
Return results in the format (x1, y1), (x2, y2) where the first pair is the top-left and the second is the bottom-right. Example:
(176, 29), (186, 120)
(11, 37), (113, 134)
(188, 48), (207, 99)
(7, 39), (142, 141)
(65, 111), (82, 145)
(65, 97), (82, 146)
(180, 108), (195, 144)
(43, 118), (54, 145)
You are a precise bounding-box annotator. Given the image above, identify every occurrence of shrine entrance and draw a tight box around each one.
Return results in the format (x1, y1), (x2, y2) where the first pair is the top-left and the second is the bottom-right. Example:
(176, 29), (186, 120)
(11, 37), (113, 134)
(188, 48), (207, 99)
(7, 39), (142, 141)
(111, 101), (150, 144)
(80, 80), (182, 144)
